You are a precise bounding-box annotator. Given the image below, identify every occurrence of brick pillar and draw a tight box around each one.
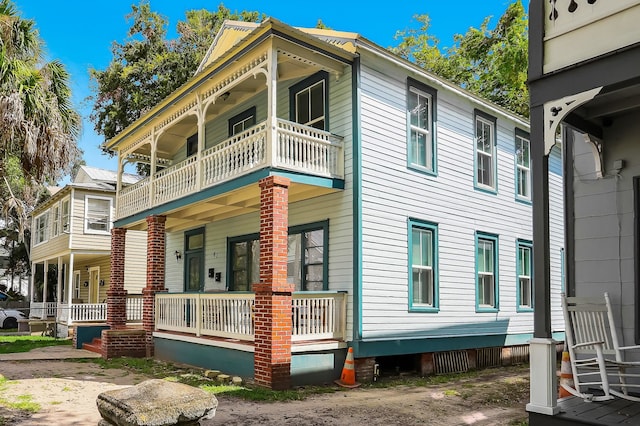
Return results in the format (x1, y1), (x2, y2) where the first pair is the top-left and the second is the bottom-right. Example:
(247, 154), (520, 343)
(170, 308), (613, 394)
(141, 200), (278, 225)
(107, 228), (128, 329)
(252, 176), (292, 390)
(143, 215), (167, 357)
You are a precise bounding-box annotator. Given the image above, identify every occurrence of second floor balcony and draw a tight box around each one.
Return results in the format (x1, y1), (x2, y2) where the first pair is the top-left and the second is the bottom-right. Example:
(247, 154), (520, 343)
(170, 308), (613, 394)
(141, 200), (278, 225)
(116, 118), (344, 221)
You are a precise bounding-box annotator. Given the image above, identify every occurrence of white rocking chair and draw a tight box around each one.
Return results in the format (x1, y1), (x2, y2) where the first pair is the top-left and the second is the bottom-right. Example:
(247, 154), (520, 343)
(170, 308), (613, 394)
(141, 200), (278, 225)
(562, 292), (640, 401)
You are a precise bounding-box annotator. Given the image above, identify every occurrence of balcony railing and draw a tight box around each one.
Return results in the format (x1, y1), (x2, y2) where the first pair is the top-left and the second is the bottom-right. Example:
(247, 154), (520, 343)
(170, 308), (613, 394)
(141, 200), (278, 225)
(117, 118), (343, 220)
(155, 291), (347, 342)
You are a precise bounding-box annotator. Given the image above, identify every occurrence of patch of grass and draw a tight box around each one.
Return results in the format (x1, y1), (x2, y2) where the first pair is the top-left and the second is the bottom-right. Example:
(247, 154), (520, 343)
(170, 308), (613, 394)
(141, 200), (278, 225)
(443, 389), (460, 397)
(509, 418), (528, 426)
(0, 395), (40, 413)
(0, 335), (71, 354)
(199, 383), (338, 402)
(50, 401), (62, 406)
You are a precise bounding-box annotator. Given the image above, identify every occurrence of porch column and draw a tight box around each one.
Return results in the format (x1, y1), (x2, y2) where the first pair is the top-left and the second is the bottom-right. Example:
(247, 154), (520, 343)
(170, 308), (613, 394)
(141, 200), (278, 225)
(42, 260), (48, 319)
(526, 104), (559, 415)
(107, 227), (128, 329)
(67, 253), (74, 326)
(56, 257), (62, 320)
(252, 176), (292, 390)
(143, 215), (166, 356)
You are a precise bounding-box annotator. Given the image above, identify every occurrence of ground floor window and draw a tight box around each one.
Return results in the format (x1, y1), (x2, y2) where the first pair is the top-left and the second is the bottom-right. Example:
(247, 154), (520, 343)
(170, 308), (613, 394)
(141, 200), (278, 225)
(476, 231), (499, 311)
(228, 220), (328, 291)
(517, 240), (532, 311)
(408, 218), (438, 312)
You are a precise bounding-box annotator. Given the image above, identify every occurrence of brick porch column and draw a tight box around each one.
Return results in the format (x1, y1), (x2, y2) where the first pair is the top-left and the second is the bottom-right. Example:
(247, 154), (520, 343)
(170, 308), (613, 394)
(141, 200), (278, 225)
(107, 227), (128, 329)
(143, 215), (167, 356)
(252, 176), (292, 390)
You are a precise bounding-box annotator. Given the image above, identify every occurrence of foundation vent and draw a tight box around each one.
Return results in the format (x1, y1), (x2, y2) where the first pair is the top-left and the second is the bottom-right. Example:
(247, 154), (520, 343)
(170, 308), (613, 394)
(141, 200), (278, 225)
(476, 347), (502, 369)
(509, 344), (530, 364)
(433, 350), (469, 375)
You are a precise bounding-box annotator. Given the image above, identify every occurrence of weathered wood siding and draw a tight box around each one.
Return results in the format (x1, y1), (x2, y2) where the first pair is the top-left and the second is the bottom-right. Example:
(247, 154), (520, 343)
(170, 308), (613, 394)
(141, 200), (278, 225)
(357, 52), (564, 342)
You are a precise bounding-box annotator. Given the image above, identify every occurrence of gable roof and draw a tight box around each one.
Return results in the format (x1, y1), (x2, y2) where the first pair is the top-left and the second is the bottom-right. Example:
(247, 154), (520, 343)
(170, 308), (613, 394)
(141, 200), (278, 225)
(75, 165), (140, 186)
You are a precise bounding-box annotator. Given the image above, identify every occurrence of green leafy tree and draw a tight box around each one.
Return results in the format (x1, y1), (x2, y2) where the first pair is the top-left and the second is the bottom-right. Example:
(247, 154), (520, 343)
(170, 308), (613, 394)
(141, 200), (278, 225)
(393, 1), (529, 117)
(90, 2), (263, 144)
(0, 0), (80, 244)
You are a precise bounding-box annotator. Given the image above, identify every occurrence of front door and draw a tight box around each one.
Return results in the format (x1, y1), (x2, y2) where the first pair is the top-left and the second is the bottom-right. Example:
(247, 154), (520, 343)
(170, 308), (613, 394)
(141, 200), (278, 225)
(89, 267), (100, 303)
(184, 228), (204, 292)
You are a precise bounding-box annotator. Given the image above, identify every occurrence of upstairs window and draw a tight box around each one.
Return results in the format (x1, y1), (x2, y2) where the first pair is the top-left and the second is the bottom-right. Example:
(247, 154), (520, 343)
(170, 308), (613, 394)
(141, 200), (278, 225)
(51, 205), (60, 237)
(290, 72), (328, 130)
(61, 198), (70, 232)
(85, 196), (112, 234)
(186, 133), (198, 158)
(34, 212), (49, 245)
(407, 79), (437, 174)
(229, 106), (257, 136)
(515, 129), (531, 201)
(475, 110), (497, 192)
(476, 232), (499, 311)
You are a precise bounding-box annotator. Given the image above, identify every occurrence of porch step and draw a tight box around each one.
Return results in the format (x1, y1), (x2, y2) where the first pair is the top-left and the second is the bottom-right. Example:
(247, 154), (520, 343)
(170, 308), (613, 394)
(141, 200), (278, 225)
(83, 338), (103, 355)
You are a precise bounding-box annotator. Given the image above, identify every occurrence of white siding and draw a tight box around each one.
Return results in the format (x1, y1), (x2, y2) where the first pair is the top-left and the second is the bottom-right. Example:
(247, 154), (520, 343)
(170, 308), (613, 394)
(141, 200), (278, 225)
(123, 230), (147, 293)
(572, 115), (639, 362)
(358, 53), (564, 341)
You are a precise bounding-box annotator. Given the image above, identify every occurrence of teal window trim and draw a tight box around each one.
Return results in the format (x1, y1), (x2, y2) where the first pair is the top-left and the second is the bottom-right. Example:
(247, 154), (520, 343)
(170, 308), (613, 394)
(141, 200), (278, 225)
(289, 71), (329, 131)
(406, 78), (437, 176)
(228, 106), (257, 136)
(408, 218), (439, 312)
(514, 128), (531, 204)
(473, 109), (498, 194)
(516, 239), (533, 312)
(226, 220), (329, 291)
(475, 231), (499, 312)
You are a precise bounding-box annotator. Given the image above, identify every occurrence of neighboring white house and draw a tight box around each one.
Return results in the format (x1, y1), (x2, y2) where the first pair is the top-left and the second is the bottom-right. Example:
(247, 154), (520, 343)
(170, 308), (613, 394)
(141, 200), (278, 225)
(101, 18), (564, 388)
(29, 165), (146, 336)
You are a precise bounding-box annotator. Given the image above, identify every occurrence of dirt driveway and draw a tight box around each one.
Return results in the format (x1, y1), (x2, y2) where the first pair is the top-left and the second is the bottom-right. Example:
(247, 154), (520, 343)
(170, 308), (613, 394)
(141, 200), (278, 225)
(0, 359), (530, 425)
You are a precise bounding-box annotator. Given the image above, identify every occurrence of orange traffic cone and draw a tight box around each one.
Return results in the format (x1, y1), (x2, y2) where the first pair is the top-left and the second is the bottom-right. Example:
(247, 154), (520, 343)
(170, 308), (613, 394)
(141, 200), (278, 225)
(335, 347), (361, 388)
(559, 344), (574, 398)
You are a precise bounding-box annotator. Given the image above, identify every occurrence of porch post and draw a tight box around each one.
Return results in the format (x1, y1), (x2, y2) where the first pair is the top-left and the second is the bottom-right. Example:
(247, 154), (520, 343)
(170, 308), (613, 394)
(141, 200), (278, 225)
(56, 257), (62, 320)
(526, 104), (559, 415)
(107, 227), (128, 329)
(42, 260), (48, 319)
(143, 215), (166, 356)
(253, 176), (292, 390)
(67, 253), (74, 326)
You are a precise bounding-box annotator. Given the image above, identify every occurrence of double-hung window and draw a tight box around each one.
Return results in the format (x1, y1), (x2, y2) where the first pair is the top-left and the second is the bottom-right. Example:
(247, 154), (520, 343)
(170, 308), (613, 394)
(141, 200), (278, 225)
(475, 110), (497, 191)
(61, 198), (70, 232)
(51, 205), (60, 237)
(409, 219), (438, 311)
(290, 72), (328, 130)
(476, 232), (499, 311)
(228, 221), (328, 292)
(517, 240), (533, 310)
(34, 212), (49, 245)
(407, 79), (437, 174)
(515, 129), (531, 201)
(229, 106), (257, 136)
(85, 196), (112, 234)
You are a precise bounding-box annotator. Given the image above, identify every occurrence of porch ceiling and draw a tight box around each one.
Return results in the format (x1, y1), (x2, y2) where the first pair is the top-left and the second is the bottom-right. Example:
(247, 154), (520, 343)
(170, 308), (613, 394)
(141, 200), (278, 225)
(125, 182), (339, 233)
(571, 79), (640, 131)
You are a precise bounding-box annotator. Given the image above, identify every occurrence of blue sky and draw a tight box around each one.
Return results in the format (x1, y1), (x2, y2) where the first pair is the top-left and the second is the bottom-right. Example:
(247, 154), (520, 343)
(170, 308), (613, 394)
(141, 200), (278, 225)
(17, 0), (514, 181)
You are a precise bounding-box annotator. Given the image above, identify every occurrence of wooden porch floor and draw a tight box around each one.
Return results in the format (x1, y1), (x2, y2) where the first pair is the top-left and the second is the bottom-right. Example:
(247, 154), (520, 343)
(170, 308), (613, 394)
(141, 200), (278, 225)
(531, 396), (640, 425)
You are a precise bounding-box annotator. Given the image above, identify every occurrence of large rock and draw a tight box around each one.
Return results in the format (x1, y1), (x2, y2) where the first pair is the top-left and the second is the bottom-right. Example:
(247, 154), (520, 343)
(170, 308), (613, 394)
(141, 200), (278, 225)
(97, 379), (217, 426)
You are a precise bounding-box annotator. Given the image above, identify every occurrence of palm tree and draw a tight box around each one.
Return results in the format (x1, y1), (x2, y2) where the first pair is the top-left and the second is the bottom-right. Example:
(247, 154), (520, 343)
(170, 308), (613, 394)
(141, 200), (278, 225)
(0, 0), (80, 240)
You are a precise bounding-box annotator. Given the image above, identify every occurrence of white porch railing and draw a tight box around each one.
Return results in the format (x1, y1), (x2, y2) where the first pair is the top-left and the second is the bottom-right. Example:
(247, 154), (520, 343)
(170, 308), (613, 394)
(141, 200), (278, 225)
(116, 118), (344, 220)
(29, 302), (57, 319)
(155, 292), (347, 342)
(34, 295), (144, 324)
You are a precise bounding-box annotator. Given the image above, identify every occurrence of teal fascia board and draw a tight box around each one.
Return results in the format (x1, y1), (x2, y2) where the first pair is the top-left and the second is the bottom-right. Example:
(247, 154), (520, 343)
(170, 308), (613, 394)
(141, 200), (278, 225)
(114, 168), (344, 228)
(351, 331), (565, 358)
